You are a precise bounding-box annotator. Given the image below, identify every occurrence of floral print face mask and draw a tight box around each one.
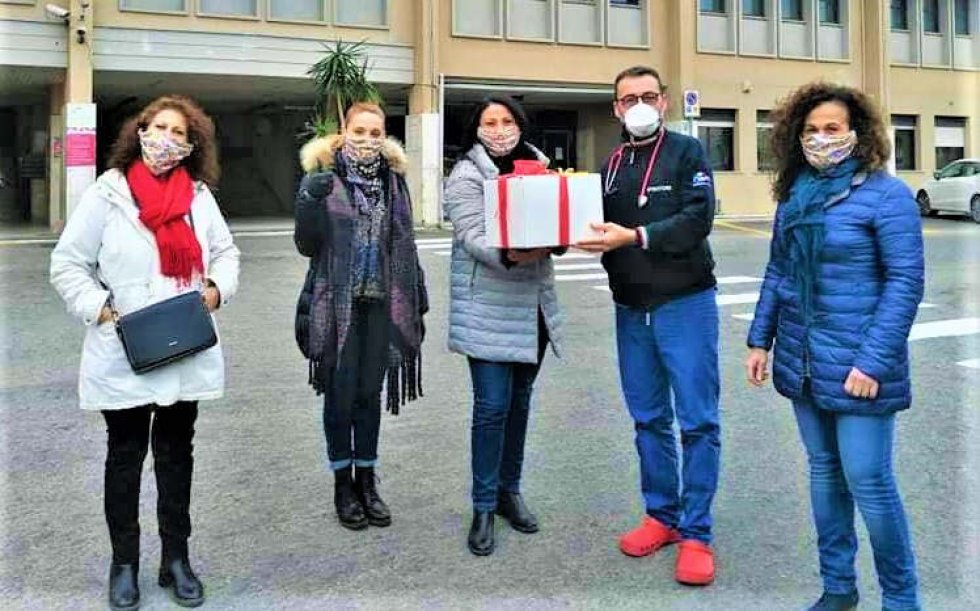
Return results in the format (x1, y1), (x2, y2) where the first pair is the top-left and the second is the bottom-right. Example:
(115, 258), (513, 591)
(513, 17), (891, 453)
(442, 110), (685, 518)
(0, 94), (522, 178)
(478, 126), (521, 157)
(139, 129), (194, 174)
(800, 130), (858, 171)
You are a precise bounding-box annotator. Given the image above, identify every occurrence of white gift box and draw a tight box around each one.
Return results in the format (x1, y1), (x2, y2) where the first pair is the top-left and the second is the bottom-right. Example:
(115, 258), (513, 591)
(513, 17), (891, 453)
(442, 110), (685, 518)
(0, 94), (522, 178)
(484, 172), (605, 248)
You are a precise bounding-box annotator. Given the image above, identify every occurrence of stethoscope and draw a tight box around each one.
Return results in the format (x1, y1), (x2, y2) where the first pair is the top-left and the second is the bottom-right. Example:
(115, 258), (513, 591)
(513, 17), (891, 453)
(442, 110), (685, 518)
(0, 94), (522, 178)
(603, 127), (666, 208)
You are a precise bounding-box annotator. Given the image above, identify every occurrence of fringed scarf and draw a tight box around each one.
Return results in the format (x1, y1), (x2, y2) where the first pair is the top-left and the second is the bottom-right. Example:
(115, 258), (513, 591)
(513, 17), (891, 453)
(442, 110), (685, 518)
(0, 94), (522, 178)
(779, 157), (861, 323)
(306, 157), (425, 415)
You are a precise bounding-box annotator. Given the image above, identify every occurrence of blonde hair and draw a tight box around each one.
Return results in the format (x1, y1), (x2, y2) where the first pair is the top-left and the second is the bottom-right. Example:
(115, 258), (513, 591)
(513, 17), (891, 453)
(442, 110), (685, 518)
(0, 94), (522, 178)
(345, 102), (385, 126)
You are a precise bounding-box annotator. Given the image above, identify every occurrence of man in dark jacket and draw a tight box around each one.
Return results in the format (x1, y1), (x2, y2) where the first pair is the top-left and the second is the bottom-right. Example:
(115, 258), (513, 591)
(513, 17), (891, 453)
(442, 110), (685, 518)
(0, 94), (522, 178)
(577, 65), (720, 587)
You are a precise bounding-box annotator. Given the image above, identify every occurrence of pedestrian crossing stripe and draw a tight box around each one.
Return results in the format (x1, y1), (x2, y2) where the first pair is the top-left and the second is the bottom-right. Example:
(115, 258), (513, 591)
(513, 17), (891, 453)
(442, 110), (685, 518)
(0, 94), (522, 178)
(957, 358), (980, 369)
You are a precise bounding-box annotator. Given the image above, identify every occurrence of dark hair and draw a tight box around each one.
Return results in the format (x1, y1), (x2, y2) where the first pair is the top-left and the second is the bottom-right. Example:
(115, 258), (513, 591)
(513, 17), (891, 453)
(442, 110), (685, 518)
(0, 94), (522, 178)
(107, 95), (220, 186)
(769, 81), (890, 202)
(459, 95), (532, 154)
(613, 66), (667, 98)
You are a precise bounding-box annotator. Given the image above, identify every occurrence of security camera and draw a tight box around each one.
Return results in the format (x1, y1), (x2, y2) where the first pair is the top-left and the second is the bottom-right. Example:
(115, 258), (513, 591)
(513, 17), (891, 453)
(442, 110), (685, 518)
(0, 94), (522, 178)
(44, 4), (70, 20)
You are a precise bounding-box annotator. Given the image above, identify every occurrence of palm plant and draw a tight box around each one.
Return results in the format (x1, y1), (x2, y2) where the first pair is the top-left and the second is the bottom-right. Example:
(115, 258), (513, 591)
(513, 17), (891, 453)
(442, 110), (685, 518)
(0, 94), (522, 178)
(306, 39), (381, 136)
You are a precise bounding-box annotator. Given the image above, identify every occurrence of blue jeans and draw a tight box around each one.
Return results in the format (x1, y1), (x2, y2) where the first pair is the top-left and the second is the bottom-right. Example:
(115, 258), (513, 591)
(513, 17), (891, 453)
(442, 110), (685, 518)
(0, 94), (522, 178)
(793, 393), (920, 611)
(468, 355), (543, 512)
(615, 288), (721, 544)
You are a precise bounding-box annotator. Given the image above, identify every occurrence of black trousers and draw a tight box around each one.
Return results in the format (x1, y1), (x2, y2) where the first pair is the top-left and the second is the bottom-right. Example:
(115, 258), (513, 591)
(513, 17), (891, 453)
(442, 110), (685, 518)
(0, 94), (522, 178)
(102, 401), (198, 564)
(323, 299), (389, 470)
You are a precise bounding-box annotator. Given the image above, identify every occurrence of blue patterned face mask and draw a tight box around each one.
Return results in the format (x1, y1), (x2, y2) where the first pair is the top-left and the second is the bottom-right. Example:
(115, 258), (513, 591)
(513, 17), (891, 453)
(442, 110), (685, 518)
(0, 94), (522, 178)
(801, 130), (858, 171)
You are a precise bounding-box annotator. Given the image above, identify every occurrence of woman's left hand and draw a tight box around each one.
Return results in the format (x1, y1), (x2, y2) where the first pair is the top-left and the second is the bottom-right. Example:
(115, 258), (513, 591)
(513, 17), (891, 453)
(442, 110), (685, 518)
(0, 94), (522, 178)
(844, 367), (879, 399)
(202, 284), (221, 312)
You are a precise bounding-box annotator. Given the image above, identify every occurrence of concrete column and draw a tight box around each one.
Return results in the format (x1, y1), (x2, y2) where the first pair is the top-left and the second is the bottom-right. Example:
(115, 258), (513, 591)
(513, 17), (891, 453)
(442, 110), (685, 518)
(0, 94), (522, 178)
(860, 0), (890, 112)
(48, 84), (65, 232)
(407, 0), (442, 226)
(57, 0), (96, 227)
(664, 0), (697, 122)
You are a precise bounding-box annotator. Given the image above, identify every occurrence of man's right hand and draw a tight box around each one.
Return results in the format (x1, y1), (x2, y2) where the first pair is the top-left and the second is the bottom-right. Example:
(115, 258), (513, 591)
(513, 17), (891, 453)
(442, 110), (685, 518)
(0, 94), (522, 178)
(745, 348), (770, 386)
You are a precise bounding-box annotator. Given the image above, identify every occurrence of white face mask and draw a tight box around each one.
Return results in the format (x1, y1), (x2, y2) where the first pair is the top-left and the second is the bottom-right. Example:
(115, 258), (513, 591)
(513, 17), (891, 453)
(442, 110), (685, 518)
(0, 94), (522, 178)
(622, 103), (661, 138)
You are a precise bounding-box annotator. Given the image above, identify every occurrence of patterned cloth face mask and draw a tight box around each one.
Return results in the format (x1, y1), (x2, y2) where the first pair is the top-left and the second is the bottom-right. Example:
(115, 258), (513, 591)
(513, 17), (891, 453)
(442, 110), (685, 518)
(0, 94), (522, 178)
(477, 126), (521, 157)
(138, 129), (194, 174)
(344, 135), (384, 164)
(800, 130), (858, 171)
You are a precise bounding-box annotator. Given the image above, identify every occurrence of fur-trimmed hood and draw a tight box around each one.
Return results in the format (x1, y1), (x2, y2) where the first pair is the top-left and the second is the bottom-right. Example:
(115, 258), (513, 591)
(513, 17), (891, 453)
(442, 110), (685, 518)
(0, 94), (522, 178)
(299, 134), (408, 175)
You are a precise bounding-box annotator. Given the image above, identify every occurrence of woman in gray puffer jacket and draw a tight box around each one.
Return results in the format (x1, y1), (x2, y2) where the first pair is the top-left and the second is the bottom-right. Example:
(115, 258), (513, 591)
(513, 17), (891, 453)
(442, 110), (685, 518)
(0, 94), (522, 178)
(444, 96), (564, 556)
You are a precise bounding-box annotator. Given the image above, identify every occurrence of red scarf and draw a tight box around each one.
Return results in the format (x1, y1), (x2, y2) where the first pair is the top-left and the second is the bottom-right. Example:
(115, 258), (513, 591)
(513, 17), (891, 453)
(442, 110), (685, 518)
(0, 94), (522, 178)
(126, 160), (203, 285)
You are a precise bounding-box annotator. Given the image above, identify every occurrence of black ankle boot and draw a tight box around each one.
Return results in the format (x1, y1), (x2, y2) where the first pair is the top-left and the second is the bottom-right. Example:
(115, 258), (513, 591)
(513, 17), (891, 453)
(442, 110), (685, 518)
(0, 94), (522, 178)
(158, 556), (204, 608)
(108, 562), (140, 611)
(334, 466), (368, 530)
(496, 491), (539, 533)
(354, 467), (391, 527)
(807, 590), (859, 611)
(467, 511), (495, 556)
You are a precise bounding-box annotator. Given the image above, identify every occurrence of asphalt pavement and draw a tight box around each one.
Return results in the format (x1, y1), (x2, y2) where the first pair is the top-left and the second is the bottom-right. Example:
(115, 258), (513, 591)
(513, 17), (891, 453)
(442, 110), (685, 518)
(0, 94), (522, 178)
(1, 217), (978, 610)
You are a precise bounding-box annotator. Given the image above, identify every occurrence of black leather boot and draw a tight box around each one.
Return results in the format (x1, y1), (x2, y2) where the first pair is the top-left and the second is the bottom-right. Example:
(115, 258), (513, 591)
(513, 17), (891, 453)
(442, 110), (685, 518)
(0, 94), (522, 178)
(467, 511), (495, 556)
(354, 467), (391, 527)
(334, 466), (368, 530)
(108, 562), (140, 611)
(496, 491), (539, 533)
(158, 556), (204, 608)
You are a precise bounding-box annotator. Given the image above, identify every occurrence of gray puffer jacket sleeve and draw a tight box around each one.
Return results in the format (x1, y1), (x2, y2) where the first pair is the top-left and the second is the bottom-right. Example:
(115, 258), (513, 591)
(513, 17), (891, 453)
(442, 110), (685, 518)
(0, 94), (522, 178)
(443, 160), (509, 272)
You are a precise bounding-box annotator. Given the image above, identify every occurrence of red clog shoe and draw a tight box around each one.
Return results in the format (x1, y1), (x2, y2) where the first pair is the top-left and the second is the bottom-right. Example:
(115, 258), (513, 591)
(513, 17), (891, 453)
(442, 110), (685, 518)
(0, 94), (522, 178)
(618, 515), (681, 557)
(675, 539), (715, 586)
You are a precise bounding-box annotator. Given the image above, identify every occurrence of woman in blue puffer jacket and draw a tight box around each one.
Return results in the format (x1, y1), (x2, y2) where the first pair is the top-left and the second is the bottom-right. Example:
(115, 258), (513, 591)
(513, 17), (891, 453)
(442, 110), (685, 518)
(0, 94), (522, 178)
(745, 82), (924, 611)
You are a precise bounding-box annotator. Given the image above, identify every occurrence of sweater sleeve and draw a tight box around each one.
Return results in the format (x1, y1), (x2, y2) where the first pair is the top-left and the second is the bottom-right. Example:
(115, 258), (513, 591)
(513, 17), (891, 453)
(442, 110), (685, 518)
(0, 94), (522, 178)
(852, 182), (924, 380)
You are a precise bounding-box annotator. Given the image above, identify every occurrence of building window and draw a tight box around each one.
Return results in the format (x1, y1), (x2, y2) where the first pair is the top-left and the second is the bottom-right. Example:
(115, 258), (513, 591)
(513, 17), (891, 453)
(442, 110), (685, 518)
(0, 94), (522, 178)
(781, 0), (803, 21)
(697, 109), (736, 172)
(336, 0), (387, 27)
(120, 0), (186, 11)
(198, 0), (257, 17)
(756, 111), (776, 172)
(454, 0), (502, 37)
(892, 115), (917, 171)
(268, 0), (322, 21)
(610, 0), (640, 5)
(608, 0), (648, 46)
(923, 0), (940, 33)
(819, 0), (840, 24)
(954, 0), (971, 35)
(700, 0), (726, 14)
(742, 0), (765, 18)
(890, 0), (908, 29)
(935, 116), (966, 169)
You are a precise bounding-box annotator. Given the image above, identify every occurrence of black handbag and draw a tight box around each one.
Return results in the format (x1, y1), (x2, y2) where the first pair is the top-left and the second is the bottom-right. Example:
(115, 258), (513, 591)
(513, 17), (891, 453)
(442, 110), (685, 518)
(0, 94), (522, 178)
(112, 290), (218, 375)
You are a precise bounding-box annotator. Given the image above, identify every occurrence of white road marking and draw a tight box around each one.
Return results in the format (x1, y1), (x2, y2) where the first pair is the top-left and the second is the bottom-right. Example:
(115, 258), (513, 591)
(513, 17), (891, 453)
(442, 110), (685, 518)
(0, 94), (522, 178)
(554, 263), (604, 272)
(956, 358), (980, 369)
(908, 318), (980, 341)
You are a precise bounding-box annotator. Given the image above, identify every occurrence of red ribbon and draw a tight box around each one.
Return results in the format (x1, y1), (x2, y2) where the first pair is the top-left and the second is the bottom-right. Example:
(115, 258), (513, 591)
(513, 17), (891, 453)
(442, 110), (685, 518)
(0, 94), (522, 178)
(497, 175), (510, 249)
(495, 160), (570, 248)
(558, 175), (570, 246)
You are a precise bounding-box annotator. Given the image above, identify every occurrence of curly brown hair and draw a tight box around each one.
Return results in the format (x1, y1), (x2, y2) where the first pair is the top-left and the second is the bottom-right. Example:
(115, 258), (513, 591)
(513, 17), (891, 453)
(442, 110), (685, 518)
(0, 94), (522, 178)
(106, 95), (220, 186)
(769, 82), (890, 203)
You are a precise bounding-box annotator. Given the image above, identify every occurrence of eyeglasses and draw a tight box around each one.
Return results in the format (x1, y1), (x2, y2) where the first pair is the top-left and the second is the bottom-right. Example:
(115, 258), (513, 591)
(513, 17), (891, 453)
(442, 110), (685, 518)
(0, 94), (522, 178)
(615, 92), (662, 108)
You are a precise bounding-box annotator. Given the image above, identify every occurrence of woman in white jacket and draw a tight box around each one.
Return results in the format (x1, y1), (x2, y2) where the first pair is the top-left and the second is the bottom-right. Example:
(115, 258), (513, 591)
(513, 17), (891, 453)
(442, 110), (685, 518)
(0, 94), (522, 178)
(50, 95), (239, 611)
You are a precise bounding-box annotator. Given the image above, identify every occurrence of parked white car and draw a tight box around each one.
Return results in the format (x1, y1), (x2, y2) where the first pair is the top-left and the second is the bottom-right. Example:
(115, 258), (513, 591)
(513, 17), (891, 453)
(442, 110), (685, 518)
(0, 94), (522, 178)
(916, 159), (980, 223)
